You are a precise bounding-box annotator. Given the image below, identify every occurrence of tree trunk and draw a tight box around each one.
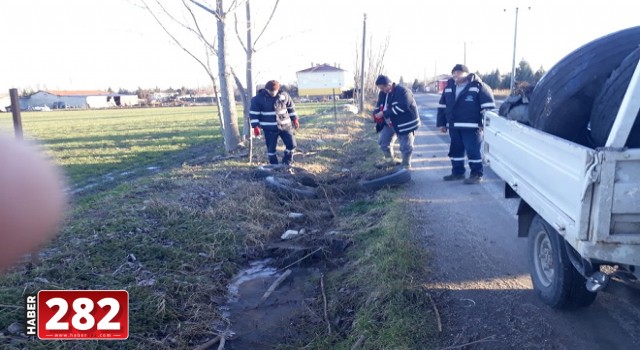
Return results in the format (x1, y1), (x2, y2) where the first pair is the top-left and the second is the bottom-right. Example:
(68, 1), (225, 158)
(211, 76), (225, 138)
(243, 0), (254, 140)
(216, 0), (241, 152)
(232, 71), (248, 139)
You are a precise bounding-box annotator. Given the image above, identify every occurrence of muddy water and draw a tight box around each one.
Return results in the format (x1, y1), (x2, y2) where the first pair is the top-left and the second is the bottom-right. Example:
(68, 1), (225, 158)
(216, 259), (322, 349)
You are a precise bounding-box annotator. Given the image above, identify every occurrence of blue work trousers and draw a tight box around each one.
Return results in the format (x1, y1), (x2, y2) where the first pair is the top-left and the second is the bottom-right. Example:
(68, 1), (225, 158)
(264, 129), (296, 165)
(448, 127), (483, 177)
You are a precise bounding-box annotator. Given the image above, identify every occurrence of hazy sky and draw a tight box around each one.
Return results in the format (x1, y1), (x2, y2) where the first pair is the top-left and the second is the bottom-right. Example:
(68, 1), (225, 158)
(1, 0), (638, 92)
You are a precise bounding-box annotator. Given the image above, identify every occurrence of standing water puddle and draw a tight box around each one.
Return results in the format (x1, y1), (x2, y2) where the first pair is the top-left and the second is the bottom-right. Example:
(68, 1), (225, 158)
(215, 259), (322, 349)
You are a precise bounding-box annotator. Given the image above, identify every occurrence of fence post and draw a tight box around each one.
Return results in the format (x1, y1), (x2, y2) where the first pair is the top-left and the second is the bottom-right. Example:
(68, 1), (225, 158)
(333, 88), (338, 129)
(9, 88), (23, 139)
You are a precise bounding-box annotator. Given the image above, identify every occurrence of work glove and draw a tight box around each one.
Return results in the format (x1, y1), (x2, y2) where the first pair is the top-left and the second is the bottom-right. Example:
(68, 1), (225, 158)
(253, 127), (260, 137)
(373, 111), (384, 123)
(293, 118), (300, 129)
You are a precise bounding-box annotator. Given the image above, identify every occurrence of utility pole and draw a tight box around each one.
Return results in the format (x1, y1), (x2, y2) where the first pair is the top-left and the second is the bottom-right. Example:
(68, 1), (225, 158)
(507, 6), (530, 92)
(464, 41), (467, 66)
(9, 88), (23, 139)
(510, 7), (519, 92)
(358, 13), (366, 114)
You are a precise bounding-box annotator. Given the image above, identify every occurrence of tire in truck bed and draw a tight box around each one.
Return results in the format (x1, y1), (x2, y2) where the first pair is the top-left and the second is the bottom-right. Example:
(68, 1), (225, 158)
(528, 26), (640, 146)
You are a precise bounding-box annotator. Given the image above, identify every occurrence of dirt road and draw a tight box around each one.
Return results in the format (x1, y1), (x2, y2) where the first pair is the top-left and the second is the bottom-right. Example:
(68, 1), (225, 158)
(408, 93), (640, 350)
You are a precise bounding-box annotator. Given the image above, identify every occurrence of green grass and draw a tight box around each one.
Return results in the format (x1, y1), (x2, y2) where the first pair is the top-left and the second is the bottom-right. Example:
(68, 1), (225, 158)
(0, 107), (224, 186)
(293, 190), (441, 350)
(0, 102), (347, 188)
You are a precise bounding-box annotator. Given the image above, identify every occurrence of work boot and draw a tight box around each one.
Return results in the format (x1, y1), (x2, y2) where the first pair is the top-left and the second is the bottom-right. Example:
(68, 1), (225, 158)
(464, 174), (483, 184)
(401, 153), (412, 169)
(443, 173), (465, 181)
(283, 149), (294, 166)
(376, 150), (399, 168)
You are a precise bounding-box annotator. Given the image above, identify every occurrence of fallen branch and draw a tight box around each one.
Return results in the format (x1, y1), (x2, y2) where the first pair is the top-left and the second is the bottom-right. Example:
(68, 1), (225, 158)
(427, 293), (442, 332)
(279, 247), (323, 271)
(111, 262), (128, 277)
(258, 269), (292, 305)
(193, 335), (221, 350)
(217, 336), (226, 350)
(438, 335), (498, 350)
(320, 186), (337, 218)
(321, 274), (331, 335)
(350, 335), (366, 350)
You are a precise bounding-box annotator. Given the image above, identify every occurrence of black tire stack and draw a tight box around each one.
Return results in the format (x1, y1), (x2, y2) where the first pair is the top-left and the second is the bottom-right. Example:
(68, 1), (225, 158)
(525, 26), (640, 147)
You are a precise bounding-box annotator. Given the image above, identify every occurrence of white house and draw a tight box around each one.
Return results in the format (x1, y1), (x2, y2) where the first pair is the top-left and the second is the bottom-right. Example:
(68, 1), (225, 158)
(19, 90), (139, 110)
(0, 93), (10, 112)
(296, 64), (352, 97)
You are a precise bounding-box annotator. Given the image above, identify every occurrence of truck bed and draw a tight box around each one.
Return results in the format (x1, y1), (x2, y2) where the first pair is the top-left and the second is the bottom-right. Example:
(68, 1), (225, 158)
(484, 111), (640, 266)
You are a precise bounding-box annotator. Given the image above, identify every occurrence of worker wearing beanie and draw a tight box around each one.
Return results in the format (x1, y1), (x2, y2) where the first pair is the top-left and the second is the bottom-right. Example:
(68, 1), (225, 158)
(250, 80), (299, 165)
(437, 64), (496, 184)
(372, 74), (420, 169)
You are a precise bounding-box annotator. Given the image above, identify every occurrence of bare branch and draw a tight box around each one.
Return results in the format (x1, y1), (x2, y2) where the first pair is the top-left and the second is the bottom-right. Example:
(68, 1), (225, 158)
(141, 0), (215, 82)
(152, 0), (215, 55)
(230, 67), (246, 100)
(234, 12), (248, 53)
(190, 0), (222, 21)
(226, 0), (246, 14)
(253, 0), (280, 48)
(181, 0), (217, 55)
(254, 29), (311, 52)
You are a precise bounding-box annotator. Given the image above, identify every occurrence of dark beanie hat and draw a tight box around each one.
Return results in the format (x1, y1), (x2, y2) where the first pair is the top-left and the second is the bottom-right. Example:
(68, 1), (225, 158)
(265, 80), (280, 91)
(375, 75), (392, 85)
(451, 64), (469, 73)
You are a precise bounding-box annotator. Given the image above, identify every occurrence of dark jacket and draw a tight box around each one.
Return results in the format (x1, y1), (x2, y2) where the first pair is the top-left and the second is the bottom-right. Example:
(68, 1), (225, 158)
(437, 74), (496, 128)
(250, 89), (298, 131)
(374, 83), (420, 135)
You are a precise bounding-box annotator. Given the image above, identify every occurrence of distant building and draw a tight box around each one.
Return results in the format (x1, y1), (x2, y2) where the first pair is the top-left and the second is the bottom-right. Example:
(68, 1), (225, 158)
(296, 63), (352, 97)
(19, 90), (139, 110)
(0, 93), (10, 112)
(433, 74), (452, 94)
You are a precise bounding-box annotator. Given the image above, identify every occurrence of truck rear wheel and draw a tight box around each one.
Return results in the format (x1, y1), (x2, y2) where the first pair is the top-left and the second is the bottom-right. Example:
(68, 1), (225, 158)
(528, 215), (597, 308)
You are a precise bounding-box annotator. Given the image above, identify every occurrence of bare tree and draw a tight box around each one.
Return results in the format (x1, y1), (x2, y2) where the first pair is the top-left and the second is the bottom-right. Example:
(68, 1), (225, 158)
(233, 0), (280, 140)
(191, 0), (242, 152)
(365, 35), (390, 98)
(140, 0), (243, 153)
(141, 0), (225, 135)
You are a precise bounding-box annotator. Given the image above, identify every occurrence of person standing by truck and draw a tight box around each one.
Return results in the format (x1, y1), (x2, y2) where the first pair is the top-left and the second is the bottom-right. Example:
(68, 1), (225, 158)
(437, 64), (496, 184)
(250, 80), (299, 165)
(372, 75), (420, 169)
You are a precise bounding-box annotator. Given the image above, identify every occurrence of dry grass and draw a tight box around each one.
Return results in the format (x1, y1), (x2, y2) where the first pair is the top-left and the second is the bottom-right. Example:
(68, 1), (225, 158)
(0, 107), (382, 349)
(0, 104), (438, 350)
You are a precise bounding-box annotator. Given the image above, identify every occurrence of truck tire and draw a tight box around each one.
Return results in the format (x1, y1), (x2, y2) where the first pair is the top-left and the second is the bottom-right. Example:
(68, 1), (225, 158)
(528, 215), (597, 309)
(529, 26), (640, 146)
(359, 168), (411, 191)
(254, 164), (308, 179)
(589, 47), (640, 148)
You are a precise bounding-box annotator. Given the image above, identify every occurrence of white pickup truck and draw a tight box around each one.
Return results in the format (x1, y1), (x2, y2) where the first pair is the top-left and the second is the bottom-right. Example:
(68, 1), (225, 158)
(484, 59), (640, 308)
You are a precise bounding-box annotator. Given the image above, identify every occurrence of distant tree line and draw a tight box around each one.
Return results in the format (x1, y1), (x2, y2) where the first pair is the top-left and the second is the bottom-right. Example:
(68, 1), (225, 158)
(478, 59), (545, 90)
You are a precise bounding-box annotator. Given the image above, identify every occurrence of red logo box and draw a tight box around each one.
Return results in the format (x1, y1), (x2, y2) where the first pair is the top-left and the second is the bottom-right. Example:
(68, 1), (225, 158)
(36, 290), (129, 340)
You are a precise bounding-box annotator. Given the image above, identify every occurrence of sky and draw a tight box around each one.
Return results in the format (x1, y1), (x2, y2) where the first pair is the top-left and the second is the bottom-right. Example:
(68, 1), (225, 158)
(1, 0), (639, 93)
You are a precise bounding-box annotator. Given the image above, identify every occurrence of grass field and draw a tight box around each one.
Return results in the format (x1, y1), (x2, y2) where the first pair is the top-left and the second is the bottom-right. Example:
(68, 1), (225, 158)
(0, 103), (342, 188)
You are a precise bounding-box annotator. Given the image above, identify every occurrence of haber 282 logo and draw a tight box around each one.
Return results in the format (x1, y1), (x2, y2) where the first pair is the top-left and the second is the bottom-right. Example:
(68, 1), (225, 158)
(25, 290), (129, 340)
